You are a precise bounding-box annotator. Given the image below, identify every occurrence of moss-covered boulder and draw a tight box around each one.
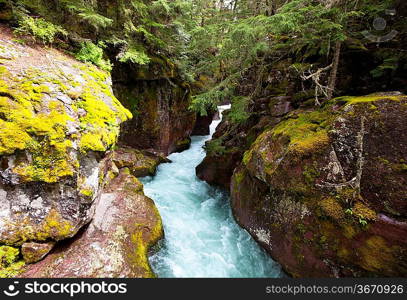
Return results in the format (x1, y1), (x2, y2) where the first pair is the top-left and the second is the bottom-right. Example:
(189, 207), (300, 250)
(0, 29), (131, 253)
(20, 169), (163, 278)
(231, 94), (407, 277)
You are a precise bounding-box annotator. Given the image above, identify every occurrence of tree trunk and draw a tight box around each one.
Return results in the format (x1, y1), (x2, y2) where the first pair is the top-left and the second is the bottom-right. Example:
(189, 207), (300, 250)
(327, 41), (341, 100)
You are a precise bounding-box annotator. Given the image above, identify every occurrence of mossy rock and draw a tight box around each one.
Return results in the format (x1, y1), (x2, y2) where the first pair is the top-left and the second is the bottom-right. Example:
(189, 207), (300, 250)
(20, 170), (164, 278)
(232, 94), (407, 277)
(0, 31), (131, 253)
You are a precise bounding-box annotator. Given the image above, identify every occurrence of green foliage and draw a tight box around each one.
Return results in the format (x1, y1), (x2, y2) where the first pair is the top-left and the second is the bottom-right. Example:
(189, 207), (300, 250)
(229, 96), (250, 124)
(9, 0), (191, 70)
(204, 139), (226, 156)
(119, 46), (151, 65)
(75, 42), (112, 72)
(60, 0), (113, 31)
(14, 16), (67, 44)
(370, 56), (398, 78)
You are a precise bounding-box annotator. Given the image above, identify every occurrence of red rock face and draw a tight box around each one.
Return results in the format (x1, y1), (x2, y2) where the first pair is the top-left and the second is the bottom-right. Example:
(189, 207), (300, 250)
(231, 96), (407, 277)
(196, 151), (242, 189)
(113, 61), (196, 156)
(192, 110), (216, 136)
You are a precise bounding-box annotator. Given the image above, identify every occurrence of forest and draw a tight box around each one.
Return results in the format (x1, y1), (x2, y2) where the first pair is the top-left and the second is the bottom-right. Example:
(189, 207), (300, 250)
(0, 0), (406, 279)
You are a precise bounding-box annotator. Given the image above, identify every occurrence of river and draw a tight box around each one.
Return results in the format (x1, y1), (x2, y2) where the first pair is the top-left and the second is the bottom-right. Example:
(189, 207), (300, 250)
(140, 105), (282, 278)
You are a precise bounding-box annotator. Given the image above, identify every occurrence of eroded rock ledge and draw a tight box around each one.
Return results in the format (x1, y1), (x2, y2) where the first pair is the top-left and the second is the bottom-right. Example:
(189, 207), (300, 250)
(20, 165), (163, 278)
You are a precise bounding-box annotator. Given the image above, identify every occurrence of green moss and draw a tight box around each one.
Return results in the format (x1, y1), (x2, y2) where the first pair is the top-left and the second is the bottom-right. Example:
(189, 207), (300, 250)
(242, 149), (253, 166)
(176, 138), (190, 147)
(392, 163), (407, 173)
(129, 215), (163, 278)
(358, 236), (397, 273)
(205, 139), (226, 156)
(272, 109), (332, 156)
(234, 169), (246, 185)
(73, 64), (131, 153)
(0, 58), (131, 182)
(303, 165), (319, 185)
(8, 209), (75, 244)
(353, 202), (377, 221)
(336, 94), (406, 105)
(320, 197), (345, 221)
(0, 68), (76, 182)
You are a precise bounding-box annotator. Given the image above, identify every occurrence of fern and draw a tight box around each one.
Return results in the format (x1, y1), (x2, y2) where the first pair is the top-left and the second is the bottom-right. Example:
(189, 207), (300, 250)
(229, 96), (250, 124)
(61, 1), (113, 31)
(118, 46), (151, 65)
(75, 42), (112, 72)
(14, 15), (67, 44)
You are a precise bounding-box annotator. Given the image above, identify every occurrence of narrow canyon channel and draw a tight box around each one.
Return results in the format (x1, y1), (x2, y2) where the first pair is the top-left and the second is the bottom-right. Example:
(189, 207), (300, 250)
(141, 106), (283, 277)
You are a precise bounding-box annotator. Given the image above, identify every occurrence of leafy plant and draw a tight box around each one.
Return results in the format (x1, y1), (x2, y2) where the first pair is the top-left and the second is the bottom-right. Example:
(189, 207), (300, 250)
(75, 42), (112, 72)
(229, 96), (250, 124)
(14, 16), (67, 44)
(204, 139), (226, 156)
(60, 0), (113, 31)
(118, 46), (151, 65)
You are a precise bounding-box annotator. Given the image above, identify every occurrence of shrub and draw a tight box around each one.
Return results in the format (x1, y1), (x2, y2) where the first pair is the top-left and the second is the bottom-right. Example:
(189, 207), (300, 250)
(75, 42), (112, 72)
(14, 16), (68, 45)
(118, 46), (150, 65)
(229, 96), (250, 124)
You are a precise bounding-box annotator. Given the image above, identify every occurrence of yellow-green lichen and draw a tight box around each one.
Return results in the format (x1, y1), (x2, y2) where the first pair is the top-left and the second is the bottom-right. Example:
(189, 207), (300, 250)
(0, 58), (131, 183)
(79, 188), (94, 198)
(338, 94), (406, 105)
(0, 246), (25, 278)
(72, 64), (131, 153)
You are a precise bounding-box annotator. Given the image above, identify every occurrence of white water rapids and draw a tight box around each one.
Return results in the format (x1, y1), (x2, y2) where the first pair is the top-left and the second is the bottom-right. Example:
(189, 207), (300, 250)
(141, 105), (282, 278)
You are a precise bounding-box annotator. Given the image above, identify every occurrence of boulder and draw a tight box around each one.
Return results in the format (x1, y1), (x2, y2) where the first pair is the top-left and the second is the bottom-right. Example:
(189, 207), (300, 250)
(21, 242), (55, 263)
(19, 169), (163, 277)
(196, 111), (280, 189)
(192, 110), (216, 136)
(0, 29), (131, 250)
(112, 147), (169, 178)
(231, 94), (407, 277)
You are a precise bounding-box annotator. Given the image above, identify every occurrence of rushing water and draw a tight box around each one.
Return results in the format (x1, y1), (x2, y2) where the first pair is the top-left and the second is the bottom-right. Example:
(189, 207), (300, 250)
(140, 105), (282, 278)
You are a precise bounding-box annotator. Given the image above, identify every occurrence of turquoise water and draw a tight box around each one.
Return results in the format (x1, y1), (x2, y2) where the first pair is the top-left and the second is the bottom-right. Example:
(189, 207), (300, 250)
(140, 106), (282, 278)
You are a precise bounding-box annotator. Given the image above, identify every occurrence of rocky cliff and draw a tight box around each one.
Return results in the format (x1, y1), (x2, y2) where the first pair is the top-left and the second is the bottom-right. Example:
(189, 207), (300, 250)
(0, 28), (164, 277)
(230, 94), (407, 277)
(113, 59), (196, 155)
